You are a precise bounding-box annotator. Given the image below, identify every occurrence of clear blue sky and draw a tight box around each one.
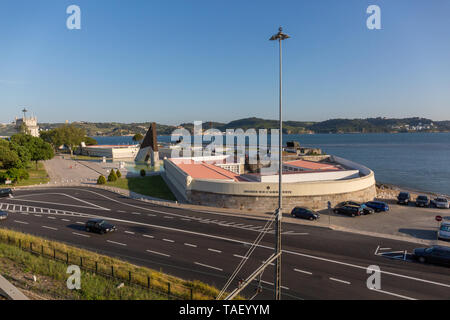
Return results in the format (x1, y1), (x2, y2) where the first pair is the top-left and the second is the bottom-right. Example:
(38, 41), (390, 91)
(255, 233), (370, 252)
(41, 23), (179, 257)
(0, 0), (449, 125)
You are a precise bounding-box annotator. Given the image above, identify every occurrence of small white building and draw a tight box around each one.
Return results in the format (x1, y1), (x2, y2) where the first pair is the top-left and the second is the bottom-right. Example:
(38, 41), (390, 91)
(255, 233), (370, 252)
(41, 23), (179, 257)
(80, 144), (140, 159)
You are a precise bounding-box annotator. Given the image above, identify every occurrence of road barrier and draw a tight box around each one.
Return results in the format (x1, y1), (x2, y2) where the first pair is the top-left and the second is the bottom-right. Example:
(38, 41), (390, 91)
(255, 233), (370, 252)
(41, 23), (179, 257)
(0, 233), (196, 300)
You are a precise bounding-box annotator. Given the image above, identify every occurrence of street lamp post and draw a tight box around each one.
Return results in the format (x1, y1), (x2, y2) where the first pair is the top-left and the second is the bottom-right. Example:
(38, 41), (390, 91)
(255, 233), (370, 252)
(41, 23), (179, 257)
(270, 26), (289, 300)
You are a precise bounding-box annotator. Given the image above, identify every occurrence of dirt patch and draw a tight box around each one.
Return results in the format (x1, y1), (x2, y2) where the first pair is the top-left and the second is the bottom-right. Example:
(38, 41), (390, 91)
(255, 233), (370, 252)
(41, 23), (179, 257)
(0, 257), (76, 300)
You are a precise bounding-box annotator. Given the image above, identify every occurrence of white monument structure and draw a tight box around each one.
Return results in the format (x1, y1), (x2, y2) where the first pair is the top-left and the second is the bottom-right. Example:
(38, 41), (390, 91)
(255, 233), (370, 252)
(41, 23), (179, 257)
(15, 108), (39, 137)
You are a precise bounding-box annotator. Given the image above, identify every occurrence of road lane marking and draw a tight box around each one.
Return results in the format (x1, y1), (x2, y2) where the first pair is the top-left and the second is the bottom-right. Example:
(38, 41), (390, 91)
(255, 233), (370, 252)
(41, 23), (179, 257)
(42, 226), (58, 231)
(107, 240), (127, 246)
(208, 248), (222, 253)
(72, 232), (90, 238)
(369, 288), (416, 300)
(61, 219), (70, 222)
(329, 277), (351, 285)
(118, 210), (126, 213)
(294, 268), (312, 275)
(143, 234), (154, 239)
(233, 254), (248, 260)
(47, 216), (56, 220)
(146, 250), (170, 257)
(133, 212), (142, 215)
(163, 216), (174, 219)
(34, 215), (42, 217)
(14, 220), (29, 225)
(76, 222), (85, 225)
(39, 200), (450, 291)
(184, 243), (197, 247)
(163, 239), (175, 243)
(124, 231), (135, 235)
(194, 262), (223, 272)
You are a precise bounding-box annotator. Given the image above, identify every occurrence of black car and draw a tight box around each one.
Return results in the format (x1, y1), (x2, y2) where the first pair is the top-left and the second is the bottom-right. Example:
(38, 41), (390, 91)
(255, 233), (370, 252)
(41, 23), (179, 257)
(0, 210), (8, 220)
(85, 219), (116, 234)
(397, 192), (411, 205)
(334, 202), (373, 215)
(415, 195), (430, 207)
(291, 207), (320, 221)
(0, 188), (13, 198)
(334, 205), (363, 217)
(413, 246), (450, 267)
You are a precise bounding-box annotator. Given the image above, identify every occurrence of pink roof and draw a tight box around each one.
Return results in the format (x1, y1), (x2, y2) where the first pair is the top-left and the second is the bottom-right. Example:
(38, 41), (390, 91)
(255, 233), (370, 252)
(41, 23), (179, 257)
(284, 160), (340, 171)
(174, 161), (239, 181)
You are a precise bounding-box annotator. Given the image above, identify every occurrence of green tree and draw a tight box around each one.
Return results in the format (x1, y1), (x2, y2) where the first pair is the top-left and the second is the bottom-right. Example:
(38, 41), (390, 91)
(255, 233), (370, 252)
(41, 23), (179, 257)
(11, 134), (54, 169)
(97, 175), (107, 185)
(40, 124), (86, 155)
(0, 144), (21, 169)
(83, 136), (98, 146)
(116, 170), (122, 178)
(132, 133), (144, 143)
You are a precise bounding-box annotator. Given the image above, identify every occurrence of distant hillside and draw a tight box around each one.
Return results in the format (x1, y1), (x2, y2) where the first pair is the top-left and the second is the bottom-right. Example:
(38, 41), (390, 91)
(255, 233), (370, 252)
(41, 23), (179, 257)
(1, 117), (448, 137)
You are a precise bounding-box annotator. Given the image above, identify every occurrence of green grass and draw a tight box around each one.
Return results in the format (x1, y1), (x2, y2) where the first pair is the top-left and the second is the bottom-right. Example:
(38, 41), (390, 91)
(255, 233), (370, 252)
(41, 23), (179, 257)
(0, 162), (49, 187)
(70, 155), (109, 161)
(105, 175), (176, 201)
(0, 228), (224, 300)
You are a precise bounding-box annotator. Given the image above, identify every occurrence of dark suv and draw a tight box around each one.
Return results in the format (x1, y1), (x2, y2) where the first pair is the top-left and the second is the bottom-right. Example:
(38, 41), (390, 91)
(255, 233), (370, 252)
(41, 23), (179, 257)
(291, 207), (320, 221)
(334, 205), (363, 217)
(413, 246), (450, 267)
(335, 202), (374, 215)
(397, 192), (410, 205)
(0, 188), (13, 198)
(85, 219), (116, 234)
(415, 195), (430, 207)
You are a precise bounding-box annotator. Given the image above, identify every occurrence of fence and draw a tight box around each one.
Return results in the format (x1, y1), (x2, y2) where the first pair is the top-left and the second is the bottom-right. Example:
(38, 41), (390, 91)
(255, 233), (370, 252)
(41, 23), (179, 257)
(0, 233), (197, 300)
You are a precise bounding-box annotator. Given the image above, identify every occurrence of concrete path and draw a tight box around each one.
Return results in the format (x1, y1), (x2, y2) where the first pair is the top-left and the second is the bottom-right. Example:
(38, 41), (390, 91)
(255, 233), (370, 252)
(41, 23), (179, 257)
(0, 275), (29, 300)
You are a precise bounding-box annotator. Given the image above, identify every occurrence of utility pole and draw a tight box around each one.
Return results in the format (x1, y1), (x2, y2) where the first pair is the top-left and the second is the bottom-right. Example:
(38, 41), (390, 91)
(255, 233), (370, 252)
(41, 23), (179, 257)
(270, 26), (289, 300)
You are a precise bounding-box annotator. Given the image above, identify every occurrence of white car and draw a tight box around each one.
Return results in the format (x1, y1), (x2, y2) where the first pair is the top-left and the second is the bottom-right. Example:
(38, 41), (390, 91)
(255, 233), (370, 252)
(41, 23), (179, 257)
(433, 198), (449, 209)
(439, 222), (450, 240)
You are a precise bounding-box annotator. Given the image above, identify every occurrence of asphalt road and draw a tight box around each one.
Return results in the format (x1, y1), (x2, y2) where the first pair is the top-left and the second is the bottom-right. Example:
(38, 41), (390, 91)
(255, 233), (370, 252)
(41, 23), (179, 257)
(1, 187), (449, 300)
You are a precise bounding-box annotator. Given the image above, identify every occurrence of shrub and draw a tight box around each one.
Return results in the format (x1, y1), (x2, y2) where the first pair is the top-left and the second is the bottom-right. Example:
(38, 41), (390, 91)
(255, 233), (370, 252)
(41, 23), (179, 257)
(97, 175), (106, 185)
(5, 168), (29, 183)
(140, 169), (146, 177)
(116, 170), (122, 178)
(108, 170), (118, 182)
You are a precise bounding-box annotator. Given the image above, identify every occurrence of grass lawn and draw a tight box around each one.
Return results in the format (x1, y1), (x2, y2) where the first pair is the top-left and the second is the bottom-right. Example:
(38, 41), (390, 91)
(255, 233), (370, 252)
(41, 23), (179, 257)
(0, 162), (49, 187)
(105, 175), (176, 201)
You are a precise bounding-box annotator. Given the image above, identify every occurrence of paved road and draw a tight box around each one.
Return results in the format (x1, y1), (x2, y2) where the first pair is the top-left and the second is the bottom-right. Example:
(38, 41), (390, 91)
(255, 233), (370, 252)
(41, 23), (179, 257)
(1, 187), (450, 300)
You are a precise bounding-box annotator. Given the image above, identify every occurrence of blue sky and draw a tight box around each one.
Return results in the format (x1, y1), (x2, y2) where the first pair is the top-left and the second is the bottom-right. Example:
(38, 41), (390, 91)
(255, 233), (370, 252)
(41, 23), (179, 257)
(0, 0), (449, 124)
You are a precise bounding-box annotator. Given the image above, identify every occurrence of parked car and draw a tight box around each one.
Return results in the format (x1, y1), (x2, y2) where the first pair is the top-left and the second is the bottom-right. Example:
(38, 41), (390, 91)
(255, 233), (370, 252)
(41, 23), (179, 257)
(415, 195), (430, 207)
(85, 219), (116, 234)
(438, 222), (450, 241)
(365, 201), (390, 212)
(431, 198), (449, 209)
(334, 205), (364, 217)
(291, 207), (320, 221)
(412, 245), (450, 266)
(397, 192), (411, 205)
(0, 188), (13, 198)
(335, 202), (373, 215)
(0, 211), (8, 220)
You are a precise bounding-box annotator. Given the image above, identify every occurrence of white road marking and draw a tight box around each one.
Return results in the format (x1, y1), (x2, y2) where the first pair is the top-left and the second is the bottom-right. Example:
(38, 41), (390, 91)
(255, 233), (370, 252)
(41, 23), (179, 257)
(146, 250), (170, 257)
(30, 194), (449, 291)
(143, 234), (154, 239)
(61, 219), (70, 222)
(163, 238), (175, 243)
(133, 212), (142, 215)
(9, 197), (109, 211)
(145, 213), (154, 216)
(329, 277), (351, 285)
(369, 288), (416, 300)
(20, 212), (29, 216)
(47, 216), (56, 220)
(42, 226), (58, 231)
(118, 210), (126, 213)
(14, 220), (29, 225)
(293, 268), (313, 275)
(184, 243), (197, 247)
(72, 232), (90, 238)
(76, 222), (85, 225)
(233, 254), (248, 260)
(194, 262), (223, 272)
(124, 231), (135, 235)
(208, 248), (222, 253)
(163, 216), (174, 219)
(34, 215), (42, 217)
(107, 240), (127, 246)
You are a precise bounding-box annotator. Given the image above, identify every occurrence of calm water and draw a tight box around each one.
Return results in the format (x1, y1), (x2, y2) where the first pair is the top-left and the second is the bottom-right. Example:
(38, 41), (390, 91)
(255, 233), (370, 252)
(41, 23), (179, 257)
(94, 133), (450, 196)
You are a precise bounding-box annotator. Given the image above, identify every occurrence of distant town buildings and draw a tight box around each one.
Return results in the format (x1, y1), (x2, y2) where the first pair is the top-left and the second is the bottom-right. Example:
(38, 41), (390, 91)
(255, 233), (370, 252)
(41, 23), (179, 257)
(15, 108), (39, 137)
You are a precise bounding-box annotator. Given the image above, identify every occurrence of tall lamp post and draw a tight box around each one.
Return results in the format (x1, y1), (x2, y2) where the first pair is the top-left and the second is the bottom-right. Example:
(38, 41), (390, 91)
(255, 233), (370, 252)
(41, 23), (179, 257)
(270, 27), (289, 300)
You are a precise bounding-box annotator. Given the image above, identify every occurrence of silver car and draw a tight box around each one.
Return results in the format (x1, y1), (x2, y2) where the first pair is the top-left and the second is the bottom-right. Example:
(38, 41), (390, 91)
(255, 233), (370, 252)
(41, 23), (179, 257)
(433, 198), (449, 209)
(439, 222), (450, 240)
